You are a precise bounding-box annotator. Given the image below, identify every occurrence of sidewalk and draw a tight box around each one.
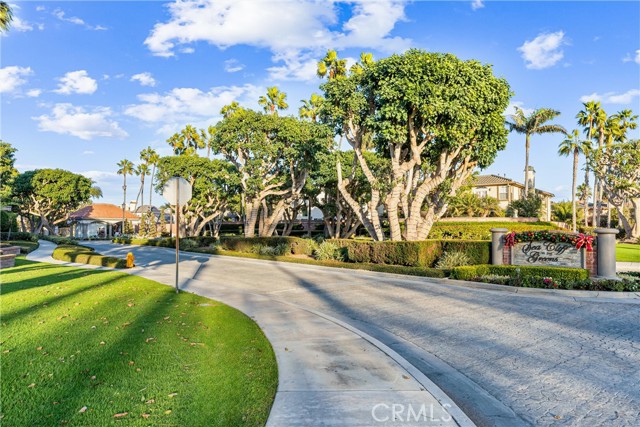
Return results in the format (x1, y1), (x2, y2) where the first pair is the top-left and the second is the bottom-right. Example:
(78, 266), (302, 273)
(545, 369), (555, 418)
(27, 241), (472, 427)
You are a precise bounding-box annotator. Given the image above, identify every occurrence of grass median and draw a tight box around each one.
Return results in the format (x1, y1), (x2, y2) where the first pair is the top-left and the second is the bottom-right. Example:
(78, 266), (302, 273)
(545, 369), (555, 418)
(0, 259), (277, 426)
(616, 243), (640, 262)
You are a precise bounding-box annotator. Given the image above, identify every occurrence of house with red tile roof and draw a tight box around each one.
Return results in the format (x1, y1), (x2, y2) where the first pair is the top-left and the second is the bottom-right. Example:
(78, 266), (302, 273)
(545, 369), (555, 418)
(68, 203), (139, 239)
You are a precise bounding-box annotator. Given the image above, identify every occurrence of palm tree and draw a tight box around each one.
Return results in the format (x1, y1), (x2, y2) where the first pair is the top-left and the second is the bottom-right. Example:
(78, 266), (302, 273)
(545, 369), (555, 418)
(576, 183), (591, 227)
(134, 163), (149, 210)
(200, 126), (216, 159)
(117, 159), (134, 234)
(576, 101), (603, 226)
(558, 130), (587, 232)
(0, 2), (12, 32)
(317, 49), (347, 80)
(611, 109), (638, 141)
(220, 101), (242, 118)
(167, 124), (204, 155)
(140, 147), (159, 207)
(507, 107), (567, 194)
(349, 52), (375, 75)
(299, 93), (324, 122)
(90, 185), (103, 199)
(258, 87), (288, 115)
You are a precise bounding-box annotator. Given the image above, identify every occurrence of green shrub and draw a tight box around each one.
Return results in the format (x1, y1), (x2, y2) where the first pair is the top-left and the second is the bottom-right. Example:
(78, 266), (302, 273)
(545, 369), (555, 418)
(0, 232), (36, 242)
(314, 241), (343, 261)
(52, 245), (128, 268)
(333, 239), (443, 267)
(436, 251), (471, 269)
(40, 235), (80, 246)
(428, 221), (560, 240)
(441, 240), (491, 264)
(450, 264), (589, 282)
(219, 237), (315, 255)
(2, 240), (39, 254)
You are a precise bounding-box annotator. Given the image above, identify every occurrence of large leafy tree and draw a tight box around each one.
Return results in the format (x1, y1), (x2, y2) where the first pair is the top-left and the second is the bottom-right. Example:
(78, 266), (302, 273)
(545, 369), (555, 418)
(0, 140), (18, 202)
(320, 49), (512, 241)
(212, 109), (332, 237)
(558, 129), (587, 232)
(11, 169), (92, 233)
(258, 87), (288, 115)
(155, 156), (240, 237)
(167, 124), (204, 156)
(591, 139), (640, 239)
(0, 1), (12, 32)
(116, 159), (134, 233)
(507, 107), (567, 195)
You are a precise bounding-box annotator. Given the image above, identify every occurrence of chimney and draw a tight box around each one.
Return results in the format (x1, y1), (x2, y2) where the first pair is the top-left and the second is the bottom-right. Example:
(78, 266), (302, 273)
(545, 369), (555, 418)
(128, 200), (137, 212)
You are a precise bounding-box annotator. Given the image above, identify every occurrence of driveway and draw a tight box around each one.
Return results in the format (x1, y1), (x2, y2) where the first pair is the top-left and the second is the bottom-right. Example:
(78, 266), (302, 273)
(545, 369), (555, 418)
(85, 242), (640, 427)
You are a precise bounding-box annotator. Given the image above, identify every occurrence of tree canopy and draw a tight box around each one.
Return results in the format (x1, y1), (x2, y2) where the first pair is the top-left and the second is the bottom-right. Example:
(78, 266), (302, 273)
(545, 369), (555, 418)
(320, 49), (512, 240)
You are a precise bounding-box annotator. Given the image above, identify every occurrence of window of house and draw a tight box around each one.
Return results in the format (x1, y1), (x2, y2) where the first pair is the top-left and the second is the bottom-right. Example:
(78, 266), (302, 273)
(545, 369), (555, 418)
(499, 186), (508, 201)
(475, 187), (488, 198)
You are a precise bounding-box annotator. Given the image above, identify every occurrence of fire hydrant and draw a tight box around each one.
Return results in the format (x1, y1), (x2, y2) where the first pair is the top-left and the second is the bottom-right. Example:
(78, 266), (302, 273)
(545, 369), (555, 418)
(126, 252), (135, 268)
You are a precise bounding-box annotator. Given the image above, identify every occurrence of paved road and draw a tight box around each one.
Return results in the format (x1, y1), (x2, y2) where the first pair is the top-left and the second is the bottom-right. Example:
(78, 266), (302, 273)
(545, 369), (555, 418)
(86, 242), (640, 427)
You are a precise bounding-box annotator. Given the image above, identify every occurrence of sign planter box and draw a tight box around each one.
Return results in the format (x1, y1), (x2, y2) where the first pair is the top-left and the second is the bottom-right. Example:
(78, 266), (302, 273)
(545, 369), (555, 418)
(0, 245), (20, 269)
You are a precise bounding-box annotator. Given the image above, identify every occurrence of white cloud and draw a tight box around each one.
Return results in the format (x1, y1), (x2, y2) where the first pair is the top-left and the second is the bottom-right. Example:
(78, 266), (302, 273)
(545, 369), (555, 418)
(518, 31), (566, 69)
(0, 66), (33, 93)
(124, 84), (260, 133)
(36, 6), (46, 12)
(471, 0), (484, 10)
(131, 72), (157, 87)
(26, 89), (42, 98)
(54, 70), (98, 95)
(12, 16), (34, 32)
(81, 170), (119, 180)
(266, 50), (319, 81)
(580, 89), (640, 105)
(504, 101), (534, 117)
(53, 8), (106, 30)
(144, 0), (410, 81)
(82, 150), (95, 155)
(224, 59), (245, 73)
(622, 49), (640, 64)
(33, 103), (128, 140)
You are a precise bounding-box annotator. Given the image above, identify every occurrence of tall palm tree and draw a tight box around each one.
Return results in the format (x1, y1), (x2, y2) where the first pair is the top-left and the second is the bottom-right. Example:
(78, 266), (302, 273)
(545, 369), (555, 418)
(200, 126), (216, 159)
(317, 49), (347, 80)
(220, 101), (242, 118)
(167, 124), (204, 155)
(576, 183), (591, 227)
(507, 107), (567, 194)
(0, 1), (12, 32)
(558, 129), (586, 232)
(611, 109), (638, 141)
(140, 147), (159, 207)
(349, 52), (375, 75)
(576, 101), (604, 226)
(134, 163), (149, 210)
(117, 159), (134, 234)
(258, 87), (288, 115)
(299, 93), (324, 122)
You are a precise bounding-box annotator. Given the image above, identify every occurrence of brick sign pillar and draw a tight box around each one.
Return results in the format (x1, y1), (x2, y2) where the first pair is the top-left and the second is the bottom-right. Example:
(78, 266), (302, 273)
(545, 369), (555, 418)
(490, 228), (508, 265)
(594, 228), (618, 279)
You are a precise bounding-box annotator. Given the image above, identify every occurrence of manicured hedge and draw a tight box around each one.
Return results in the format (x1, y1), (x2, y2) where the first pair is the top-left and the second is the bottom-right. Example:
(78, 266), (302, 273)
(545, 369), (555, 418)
(428, 221), (561, 240)
(220, 236), (315, 255)
(331, 239), (491, 267)
(450, 264), (589, 282)
(39, 235), (79, 245)
(113, 236), (218, 249)
(52, 244), (128, 268)
(0, 232), (36, 242)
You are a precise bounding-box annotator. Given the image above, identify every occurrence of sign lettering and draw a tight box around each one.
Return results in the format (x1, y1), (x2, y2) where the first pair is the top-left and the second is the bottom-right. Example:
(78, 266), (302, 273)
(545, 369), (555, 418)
(512, 241), (583, 268)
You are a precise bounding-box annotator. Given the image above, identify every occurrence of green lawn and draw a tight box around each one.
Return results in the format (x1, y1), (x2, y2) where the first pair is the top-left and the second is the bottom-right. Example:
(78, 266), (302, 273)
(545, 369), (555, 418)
(0, 259), (277, 426)
(617, 243), (640, 262)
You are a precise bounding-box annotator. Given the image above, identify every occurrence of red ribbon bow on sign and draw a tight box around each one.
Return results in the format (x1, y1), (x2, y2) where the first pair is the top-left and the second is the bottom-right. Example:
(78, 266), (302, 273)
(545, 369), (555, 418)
(504, 232), (516, 248)
(575, 233), (594, 251)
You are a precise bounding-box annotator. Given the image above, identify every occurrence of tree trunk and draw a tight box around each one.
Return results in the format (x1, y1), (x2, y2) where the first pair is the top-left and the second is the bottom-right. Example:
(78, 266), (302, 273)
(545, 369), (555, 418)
(244, 200), (260, 237)
(571, 149), (578, 232)
(631, 198), (640, 239)
(149, 164), (156, 206)
(524, 134), (531, 195)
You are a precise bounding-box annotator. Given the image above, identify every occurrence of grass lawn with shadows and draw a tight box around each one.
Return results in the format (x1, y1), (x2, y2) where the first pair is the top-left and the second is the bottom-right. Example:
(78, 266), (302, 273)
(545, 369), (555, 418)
(0, 259), (277, 426)
(617, 243), (640, 262)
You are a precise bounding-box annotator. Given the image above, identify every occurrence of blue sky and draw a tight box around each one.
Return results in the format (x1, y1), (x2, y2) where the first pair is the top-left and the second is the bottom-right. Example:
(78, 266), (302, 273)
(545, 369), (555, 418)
(1, 0), (639, 207)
